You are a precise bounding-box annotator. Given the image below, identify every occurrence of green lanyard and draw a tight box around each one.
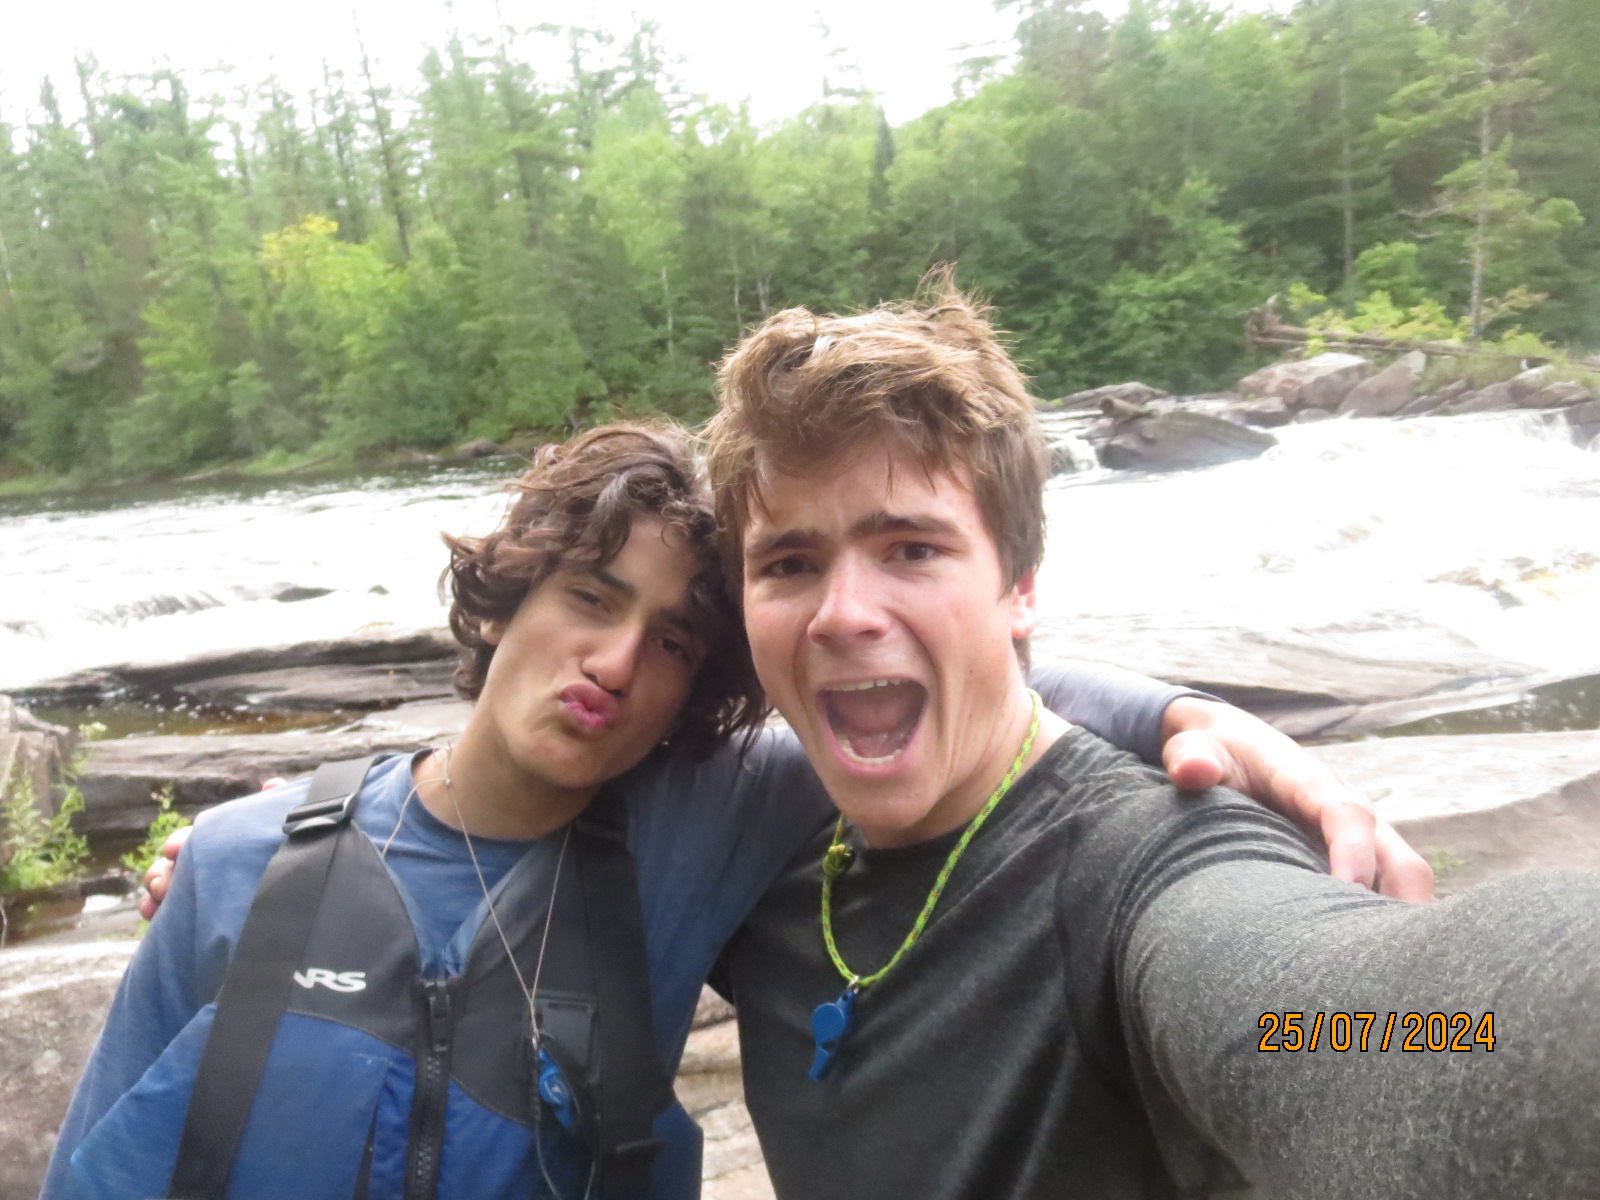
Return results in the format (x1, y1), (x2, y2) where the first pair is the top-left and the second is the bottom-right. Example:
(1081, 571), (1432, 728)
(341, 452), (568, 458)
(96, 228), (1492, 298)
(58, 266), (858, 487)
(808, 690), (1043, 1081)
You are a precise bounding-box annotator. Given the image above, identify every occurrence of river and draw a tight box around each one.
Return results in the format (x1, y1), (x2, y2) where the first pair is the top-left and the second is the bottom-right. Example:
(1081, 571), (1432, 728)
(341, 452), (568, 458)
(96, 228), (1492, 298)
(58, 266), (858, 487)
(2, 411), (1598, 720)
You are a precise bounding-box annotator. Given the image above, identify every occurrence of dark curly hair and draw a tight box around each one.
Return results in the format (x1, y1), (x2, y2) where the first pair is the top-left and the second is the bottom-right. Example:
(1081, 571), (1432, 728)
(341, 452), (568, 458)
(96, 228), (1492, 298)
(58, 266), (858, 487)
(443, 422), (766, 760)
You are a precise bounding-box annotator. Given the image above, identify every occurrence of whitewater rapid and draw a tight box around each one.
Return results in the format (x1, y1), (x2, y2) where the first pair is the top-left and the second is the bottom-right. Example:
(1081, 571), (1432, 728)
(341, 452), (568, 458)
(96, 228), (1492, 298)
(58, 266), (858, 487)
(1034, 410), (1600, 677)
(1, 411), (1596, 693)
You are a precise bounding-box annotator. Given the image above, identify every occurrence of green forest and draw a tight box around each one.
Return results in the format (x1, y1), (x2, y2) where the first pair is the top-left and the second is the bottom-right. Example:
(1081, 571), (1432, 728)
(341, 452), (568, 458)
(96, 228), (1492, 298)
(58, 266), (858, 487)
(0, 0), (1594, 481)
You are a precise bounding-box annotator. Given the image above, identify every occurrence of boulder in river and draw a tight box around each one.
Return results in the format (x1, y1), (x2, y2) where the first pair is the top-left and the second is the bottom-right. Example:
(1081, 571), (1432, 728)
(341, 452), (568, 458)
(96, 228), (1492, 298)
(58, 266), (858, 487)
(270, 585), (335, 604)
(1048, 382), (1170, 412)
(1037, 611), (1543, 728)
(1098, 409), (1278, 471)
(1268, 666), (1600, 740)
(0, 698), (78, 853)
(1236, 352), (1373, 411)
(1337, 351), (1424, 417)
(1398, 378), (1470, 416)
(1565, 398), (1600, 444)
(1221, 396), (1292, 428)
(1521, 380), (1595, 410)
(454, 438), (508, 459)
(1444, 381), (1520, 414)
(1507, 364), (1552, 398)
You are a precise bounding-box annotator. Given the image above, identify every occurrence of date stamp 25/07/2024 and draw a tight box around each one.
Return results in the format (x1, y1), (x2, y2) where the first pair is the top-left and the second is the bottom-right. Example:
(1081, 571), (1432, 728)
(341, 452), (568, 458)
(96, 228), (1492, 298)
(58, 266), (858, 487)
(1258, 1011), (1496, 1053)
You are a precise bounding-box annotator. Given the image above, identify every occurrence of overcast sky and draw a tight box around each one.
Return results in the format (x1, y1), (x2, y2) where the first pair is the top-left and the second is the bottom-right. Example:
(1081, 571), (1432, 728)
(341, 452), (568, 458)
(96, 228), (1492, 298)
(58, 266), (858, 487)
(0, 0), (1285, 130)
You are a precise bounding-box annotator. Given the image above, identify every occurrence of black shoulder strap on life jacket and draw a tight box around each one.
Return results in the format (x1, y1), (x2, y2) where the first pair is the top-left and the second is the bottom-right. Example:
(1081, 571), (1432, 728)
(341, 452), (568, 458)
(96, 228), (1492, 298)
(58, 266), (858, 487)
(169, 755), (376, 1200)
(573, 795), (671, 1199)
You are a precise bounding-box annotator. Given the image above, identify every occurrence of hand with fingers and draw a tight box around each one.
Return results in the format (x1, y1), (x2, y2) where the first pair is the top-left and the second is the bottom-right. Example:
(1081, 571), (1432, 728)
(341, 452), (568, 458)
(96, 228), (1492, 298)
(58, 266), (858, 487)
(139, 776), (287, 919)
(138, 825), (191, 920)
(1159, 697), (1433, 903)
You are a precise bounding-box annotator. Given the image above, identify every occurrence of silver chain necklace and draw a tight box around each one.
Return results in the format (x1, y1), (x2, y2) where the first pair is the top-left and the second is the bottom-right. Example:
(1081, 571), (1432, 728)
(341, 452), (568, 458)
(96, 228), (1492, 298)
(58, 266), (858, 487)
(429, 747), (588, 1200)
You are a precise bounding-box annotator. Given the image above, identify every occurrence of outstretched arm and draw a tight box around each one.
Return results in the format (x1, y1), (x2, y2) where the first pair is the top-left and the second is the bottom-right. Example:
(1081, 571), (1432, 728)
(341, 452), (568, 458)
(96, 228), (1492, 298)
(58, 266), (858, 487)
(1124, 861), (1599, 1197)
(1028, 660), (1432, 901)
(1056, 782), (1596, 1199)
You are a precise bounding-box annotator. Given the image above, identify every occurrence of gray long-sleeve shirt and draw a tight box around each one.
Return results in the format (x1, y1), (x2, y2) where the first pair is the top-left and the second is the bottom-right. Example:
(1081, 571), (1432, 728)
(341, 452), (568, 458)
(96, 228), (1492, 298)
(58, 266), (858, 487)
(721, 727), (1600, 1199)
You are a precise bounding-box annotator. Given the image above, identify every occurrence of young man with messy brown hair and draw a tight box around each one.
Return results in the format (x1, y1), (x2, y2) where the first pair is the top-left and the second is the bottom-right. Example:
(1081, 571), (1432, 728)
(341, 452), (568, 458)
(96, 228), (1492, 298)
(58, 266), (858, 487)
(705, 277), (1600, 1199)
(76, 418), (1412, 1200)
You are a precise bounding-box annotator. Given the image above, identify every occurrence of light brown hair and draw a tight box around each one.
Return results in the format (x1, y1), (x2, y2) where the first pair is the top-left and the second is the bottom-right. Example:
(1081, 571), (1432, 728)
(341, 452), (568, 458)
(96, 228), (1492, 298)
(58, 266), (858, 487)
(443, 422), (765, 759)
(704, 269), (1049, 592)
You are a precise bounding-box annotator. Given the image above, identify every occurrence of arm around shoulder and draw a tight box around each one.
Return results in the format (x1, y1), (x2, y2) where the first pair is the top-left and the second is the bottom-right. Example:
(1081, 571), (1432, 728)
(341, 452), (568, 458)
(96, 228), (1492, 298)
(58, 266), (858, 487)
(1027, 658), (1200, 765)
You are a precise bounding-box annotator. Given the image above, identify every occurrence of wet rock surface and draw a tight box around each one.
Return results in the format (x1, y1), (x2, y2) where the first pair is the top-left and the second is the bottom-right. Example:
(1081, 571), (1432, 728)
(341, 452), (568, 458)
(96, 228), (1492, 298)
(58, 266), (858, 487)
(12, 628), (458, 709)
(1337, 352), (1423, 417)
(1222, 395), (1293, 427)
(75, 700), (472, 837)
(1048, 381), (1171, 412)
(176, 659), (457, 711)
(681, 1012), (774, 1200)
(1398, 377), (1469, 416)
(1099, 407), (1279, 471)
(454, 438), (510, 459)
(0, 939), (138, 1199)
(1522, 380), (1593, 409)
(1313, 730), (1600, 896)
(1039, 611), (1547, 732)
(1276, 667), (1600, 740)
(1237, 352), (1373, 410)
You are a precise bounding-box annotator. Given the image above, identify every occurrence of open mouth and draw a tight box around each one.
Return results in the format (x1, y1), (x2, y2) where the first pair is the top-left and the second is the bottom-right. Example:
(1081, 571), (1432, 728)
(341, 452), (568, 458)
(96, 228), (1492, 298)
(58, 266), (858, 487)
(820, 679), (927, 765)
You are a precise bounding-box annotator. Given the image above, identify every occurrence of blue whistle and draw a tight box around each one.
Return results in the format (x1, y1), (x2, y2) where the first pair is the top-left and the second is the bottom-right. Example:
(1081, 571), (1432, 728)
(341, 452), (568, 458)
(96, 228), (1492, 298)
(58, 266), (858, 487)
(808, 987), (857, 1081)
(537, 1047), (580, 1130)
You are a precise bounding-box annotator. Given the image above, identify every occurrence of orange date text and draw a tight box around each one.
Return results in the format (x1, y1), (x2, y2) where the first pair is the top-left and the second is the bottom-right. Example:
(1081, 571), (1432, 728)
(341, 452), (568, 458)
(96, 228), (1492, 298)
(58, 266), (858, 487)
(1256, 1011), (1496, 1053)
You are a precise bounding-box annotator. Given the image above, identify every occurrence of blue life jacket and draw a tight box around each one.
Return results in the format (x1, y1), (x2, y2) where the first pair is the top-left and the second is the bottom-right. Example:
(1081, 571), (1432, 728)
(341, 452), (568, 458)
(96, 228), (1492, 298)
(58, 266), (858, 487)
(112, 756), (672, 1200)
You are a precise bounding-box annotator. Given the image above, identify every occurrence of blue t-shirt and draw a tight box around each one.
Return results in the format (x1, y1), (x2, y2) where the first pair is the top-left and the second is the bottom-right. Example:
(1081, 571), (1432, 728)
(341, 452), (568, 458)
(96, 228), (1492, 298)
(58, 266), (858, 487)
(43, 660), (1183, 1199)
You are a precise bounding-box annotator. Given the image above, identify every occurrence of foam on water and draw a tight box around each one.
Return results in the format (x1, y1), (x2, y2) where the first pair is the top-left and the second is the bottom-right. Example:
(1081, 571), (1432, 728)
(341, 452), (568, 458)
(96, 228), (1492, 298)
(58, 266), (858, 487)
(0, 465), (513, 688)
(2, 413), (1596, 692)
(1037, 410), (1600, 674)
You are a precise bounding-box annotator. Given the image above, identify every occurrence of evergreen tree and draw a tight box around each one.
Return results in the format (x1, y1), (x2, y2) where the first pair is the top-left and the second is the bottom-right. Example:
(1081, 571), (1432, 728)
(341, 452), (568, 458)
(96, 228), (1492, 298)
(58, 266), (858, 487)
(1, 1), (1597, 482)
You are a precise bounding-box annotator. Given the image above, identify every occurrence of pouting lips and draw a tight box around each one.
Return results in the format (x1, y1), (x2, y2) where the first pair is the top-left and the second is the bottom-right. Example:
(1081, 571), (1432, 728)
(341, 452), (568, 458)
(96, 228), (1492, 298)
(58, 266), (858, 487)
(820, 680), (927, 763)
(560, 680), (618, 732)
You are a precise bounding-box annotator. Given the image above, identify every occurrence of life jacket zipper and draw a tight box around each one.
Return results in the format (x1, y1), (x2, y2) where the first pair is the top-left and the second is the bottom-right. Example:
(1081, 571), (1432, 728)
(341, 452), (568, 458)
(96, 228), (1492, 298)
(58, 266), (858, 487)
(405, 976), (458, 1200)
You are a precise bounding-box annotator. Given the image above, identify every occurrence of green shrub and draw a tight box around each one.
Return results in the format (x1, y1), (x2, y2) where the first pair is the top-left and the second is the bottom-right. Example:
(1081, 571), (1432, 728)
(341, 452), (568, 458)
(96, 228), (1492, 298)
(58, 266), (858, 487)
(1, 774), (91, 896)
(121, 786), (190, 875)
